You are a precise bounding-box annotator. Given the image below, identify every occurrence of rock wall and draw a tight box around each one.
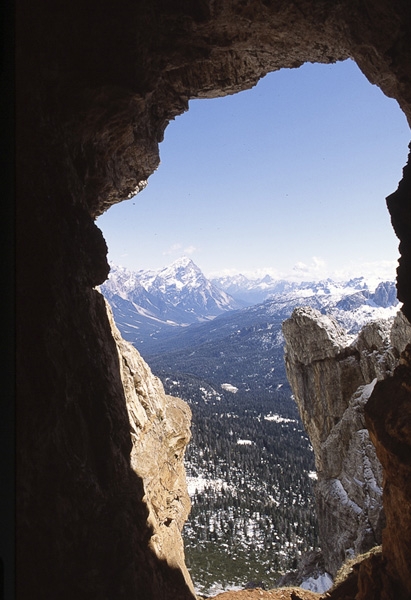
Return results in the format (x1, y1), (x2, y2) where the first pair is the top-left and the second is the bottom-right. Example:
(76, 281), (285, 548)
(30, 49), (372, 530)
(282, 309), (410, 577)
(364, 345), (411, 600)
(15, 0), (411, 598)
(107, 301), (195, 594)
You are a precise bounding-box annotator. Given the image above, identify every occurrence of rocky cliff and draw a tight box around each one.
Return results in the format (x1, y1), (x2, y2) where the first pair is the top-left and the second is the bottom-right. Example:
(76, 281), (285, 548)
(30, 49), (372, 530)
(282, 308), (411, 577)
(106, 300), (195, 594)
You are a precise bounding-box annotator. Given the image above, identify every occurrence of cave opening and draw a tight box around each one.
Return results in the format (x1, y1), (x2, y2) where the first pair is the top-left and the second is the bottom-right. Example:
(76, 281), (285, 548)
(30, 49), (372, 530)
(96, 59), (410, 595)
(16, 0), (411, 597)
(98, 59), (409, 281)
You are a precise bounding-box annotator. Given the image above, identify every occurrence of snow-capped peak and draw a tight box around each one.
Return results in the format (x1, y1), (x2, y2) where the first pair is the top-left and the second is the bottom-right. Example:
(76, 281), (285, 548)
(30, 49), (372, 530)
(100, 258), (242, 336)
(154, 257), (202, 289)
(169, 256), (195, 269)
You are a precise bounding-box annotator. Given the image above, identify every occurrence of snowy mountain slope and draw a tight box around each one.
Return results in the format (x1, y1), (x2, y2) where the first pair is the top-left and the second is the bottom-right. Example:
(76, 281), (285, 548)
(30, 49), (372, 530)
(260, 280), (399, 333)
(142, 279), (399, 360)
(211, 274), (296, 305)
(212, 273), (399, 307)
(100, 258), (242, 347)
(139, 257), (239, 315)
(101, 257), (399, 355)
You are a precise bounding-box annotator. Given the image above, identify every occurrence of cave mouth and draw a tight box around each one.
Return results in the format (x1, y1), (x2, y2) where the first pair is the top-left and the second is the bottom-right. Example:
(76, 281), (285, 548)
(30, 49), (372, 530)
(97, 59), (409, 284)
(98, 58), (408, 591)
(16, 0), (411, 597)
(15, 0), (411, 600)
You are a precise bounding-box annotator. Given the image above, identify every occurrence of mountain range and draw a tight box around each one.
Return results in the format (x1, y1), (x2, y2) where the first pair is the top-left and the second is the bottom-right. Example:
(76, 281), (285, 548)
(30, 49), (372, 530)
(100, 257), (399, 356)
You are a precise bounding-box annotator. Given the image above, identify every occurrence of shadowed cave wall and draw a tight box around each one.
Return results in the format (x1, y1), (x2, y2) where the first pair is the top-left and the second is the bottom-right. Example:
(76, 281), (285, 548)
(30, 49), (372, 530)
(16, 0), (411, 598)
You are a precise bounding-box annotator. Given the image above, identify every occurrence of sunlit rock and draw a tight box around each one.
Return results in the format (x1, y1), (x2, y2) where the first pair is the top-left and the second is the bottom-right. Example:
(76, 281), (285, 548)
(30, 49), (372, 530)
(282, 309), (410, 577)
(106, 300), (195, 594)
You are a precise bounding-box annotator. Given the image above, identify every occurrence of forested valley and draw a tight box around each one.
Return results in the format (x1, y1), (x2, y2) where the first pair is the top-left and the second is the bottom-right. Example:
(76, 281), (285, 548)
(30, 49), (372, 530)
(158, 373), (319, 595)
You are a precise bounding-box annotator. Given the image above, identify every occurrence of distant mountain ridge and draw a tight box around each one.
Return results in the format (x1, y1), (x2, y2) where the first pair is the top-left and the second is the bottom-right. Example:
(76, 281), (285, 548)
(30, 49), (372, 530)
(144, 279), (400, 394)
(100, 258), (399, 354)
(211, 273), (398, 306)
(211, 273), (297, 305)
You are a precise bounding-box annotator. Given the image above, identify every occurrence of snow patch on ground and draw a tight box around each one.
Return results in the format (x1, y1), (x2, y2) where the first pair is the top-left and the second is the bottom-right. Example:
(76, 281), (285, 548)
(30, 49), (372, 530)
(361, 379), (378, 400)
(328, 479), (362, 514)
(186, 476), (229, 496)
(264, 413), (296, 424)
(301, 572), (333, 593)
(221, 383), (239, 393)
(201, 582), (243, 597)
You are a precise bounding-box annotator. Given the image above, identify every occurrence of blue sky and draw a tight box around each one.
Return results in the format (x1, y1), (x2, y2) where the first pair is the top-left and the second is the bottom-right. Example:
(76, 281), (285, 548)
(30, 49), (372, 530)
(97, 59), (410, 282)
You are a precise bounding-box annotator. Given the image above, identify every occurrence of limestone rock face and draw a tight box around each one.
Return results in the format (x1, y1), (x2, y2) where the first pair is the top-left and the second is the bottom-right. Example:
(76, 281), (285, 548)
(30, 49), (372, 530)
(282, 308), (410, 577)
(282, 307), (364, 459)
(315, 381), (385, 576)
(106, 301), (195, 593)
(390, 309), (411, 355)
(354, 319), (397, 382)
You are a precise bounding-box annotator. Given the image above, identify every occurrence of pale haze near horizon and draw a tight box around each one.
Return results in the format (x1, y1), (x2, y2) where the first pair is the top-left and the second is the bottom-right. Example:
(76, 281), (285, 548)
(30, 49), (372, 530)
(97, 59), (410, 283)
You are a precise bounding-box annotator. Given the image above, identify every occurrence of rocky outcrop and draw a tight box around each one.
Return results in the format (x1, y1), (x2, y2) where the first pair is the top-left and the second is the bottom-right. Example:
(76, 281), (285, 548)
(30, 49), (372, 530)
(15, 0), (411, 598)
(315, 381), (384, 575)
(106, 301), (195, 594)
(282, 308), (410, 577)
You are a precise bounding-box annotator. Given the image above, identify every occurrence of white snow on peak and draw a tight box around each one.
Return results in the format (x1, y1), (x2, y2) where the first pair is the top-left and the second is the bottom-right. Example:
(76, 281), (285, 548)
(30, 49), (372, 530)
(170, 255), (194, 269)
(102, 259), (240, 324)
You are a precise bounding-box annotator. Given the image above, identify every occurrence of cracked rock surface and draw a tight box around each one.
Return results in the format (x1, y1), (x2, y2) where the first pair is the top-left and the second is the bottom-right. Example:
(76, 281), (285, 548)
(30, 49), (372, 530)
(283, 309), (410, 577)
